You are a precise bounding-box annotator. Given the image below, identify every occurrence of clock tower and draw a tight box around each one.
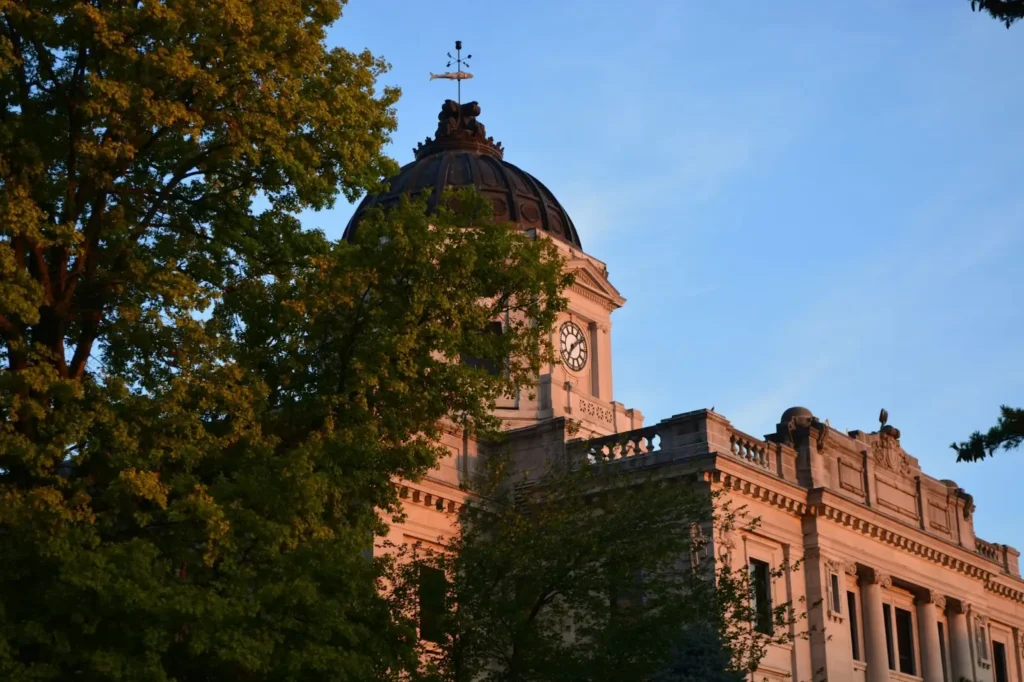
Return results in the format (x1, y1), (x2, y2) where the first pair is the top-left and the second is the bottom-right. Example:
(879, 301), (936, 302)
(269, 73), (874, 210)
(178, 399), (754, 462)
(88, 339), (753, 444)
(343, 100), (642, 439)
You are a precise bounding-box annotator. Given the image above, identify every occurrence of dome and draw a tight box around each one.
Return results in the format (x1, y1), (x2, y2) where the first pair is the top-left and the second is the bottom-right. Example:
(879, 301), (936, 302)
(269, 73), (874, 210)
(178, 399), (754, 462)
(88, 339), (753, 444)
(342, 100), (582, 248)
(780, 406), (814, 423)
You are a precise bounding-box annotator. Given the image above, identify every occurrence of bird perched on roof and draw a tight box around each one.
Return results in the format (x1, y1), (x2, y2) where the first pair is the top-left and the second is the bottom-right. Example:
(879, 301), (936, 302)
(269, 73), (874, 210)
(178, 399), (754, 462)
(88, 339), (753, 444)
(879, 408), (888, 427)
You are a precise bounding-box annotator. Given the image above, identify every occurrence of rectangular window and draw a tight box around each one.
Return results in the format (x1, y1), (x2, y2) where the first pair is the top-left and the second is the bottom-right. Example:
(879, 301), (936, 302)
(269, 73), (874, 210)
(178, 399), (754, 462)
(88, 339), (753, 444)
(418, 566), (447, 643)
(847, 591), (861, 661)
(993, 641), (1009, 682)
(461, 321), (504, 376)
(976, 621), (990, 662)
(831, 574), (842, 613)
(938, 621), (949, 682)
(750, 559), (773, 634)
(895, 607), (916, 675)
(610, 569), (645, 615)
(883, 603), (895, 670)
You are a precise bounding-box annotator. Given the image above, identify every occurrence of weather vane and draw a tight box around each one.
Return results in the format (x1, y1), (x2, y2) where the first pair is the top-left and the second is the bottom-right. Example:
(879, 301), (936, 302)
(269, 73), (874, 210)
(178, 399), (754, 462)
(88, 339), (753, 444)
(430, 40), (473, 105)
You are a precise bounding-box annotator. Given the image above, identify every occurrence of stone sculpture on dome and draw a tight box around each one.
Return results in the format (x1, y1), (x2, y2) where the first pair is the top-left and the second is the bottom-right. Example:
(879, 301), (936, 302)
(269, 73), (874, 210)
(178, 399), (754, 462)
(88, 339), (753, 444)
(414, 99), (504, 159)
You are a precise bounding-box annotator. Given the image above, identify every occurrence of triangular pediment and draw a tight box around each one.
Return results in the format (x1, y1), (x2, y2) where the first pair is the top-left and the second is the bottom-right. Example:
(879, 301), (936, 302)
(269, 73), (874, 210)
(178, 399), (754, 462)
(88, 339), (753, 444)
(566, 258), (625, 310)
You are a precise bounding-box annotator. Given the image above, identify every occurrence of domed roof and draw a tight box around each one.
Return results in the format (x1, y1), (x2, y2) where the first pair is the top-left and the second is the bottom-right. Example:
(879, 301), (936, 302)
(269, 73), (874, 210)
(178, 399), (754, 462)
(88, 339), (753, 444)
(780, 406), (814, 423)
(342, 100), (582, 248)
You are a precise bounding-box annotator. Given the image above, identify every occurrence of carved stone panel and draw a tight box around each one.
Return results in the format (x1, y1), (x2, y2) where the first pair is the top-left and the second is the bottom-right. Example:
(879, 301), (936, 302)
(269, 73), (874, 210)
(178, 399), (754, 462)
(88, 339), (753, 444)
(928, 501), (951, 533)
(838, 458), (865, 495)
(875, 477), (919, 521)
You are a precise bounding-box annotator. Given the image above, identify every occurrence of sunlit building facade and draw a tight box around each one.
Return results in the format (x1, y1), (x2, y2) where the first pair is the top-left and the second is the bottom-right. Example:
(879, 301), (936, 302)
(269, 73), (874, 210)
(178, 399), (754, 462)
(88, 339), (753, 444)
(346, 101), (1024, 682)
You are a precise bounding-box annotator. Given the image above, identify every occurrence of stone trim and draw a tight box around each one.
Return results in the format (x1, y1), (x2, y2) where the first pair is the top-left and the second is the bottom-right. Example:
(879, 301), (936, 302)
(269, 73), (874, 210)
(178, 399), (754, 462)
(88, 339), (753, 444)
(398, 483), (464, 515)
(568, 282), (620, 311)
(711, 468), (1024, 606)
(712, 471), (809, 515)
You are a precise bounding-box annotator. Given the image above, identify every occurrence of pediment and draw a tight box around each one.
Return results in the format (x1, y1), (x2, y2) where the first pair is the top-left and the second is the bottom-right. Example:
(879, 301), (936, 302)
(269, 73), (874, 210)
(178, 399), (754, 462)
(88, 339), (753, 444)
(566, 259), (625, 310)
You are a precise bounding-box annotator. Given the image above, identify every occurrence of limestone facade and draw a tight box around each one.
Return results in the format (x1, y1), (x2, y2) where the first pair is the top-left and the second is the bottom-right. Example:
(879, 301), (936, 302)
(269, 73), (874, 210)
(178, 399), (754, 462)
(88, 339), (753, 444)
(366, 100), (1022, 682)
(381, 230), (1024, 682)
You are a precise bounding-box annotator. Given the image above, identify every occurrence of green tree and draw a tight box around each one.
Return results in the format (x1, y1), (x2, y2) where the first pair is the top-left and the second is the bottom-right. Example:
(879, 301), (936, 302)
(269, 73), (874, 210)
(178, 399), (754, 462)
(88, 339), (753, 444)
(395, 448), (804, 682)
(970, 0), (1024, 27)
(951, 406), (1024, 462)
(0, 0), (570, 677)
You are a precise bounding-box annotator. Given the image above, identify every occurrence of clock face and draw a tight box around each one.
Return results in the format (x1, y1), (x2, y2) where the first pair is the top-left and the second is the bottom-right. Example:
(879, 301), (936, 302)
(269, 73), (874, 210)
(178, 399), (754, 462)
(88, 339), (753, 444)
(559, 321), (588, 372)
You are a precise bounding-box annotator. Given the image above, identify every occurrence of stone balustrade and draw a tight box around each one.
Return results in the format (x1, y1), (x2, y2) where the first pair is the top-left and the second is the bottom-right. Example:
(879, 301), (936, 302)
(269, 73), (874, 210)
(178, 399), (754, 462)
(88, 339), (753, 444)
(568, 423), (666, 463)
(728, 428), (773, 471)
(976, 537), (1002, 562)
(973, 537), (1023, 575)
(564, 410), (782, 478)
(975, 536), (1014, 573)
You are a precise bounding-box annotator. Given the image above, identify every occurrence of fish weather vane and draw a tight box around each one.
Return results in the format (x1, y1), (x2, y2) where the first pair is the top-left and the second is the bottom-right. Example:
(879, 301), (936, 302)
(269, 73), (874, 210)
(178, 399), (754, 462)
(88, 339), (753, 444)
(430, 40), (473, 105)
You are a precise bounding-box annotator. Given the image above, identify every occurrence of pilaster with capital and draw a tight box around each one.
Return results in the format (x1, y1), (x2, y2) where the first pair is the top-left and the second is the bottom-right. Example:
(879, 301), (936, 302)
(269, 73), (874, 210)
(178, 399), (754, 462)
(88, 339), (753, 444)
(948, 601), (975, 682)
(860, 570), (892, 682)
(915, 590), (946, 682)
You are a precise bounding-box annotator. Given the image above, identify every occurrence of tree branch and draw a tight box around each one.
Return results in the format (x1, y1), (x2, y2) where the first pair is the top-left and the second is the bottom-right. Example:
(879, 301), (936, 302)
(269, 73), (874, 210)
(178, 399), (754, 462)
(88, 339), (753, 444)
(0, 314), (19, 340)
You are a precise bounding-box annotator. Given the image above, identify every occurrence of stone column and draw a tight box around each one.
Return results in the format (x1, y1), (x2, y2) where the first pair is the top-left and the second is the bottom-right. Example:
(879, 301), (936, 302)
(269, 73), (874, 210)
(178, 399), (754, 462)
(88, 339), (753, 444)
(948, 602), (974, 682)
(915, 591), (946, 682)
(861, 571), (892, 682)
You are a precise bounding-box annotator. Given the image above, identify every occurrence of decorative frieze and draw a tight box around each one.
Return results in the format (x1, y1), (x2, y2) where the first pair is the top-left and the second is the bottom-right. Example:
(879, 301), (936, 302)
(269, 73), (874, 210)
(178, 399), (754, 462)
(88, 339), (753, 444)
(577, 396), (613, 424)
(711, 469), (1024, 606)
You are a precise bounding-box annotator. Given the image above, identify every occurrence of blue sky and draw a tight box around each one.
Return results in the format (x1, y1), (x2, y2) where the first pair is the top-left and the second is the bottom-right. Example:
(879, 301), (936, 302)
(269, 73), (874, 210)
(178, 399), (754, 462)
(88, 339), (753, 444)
(312, 2), (1024, 549)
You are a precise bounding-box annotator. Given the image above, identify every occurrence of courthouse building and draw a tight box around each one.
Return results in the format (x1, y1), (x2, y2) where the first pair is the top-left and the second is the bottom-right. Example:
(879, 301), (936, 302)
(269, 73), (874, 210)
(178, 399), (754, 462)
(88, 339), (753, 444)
(344, 101), (1024, 682)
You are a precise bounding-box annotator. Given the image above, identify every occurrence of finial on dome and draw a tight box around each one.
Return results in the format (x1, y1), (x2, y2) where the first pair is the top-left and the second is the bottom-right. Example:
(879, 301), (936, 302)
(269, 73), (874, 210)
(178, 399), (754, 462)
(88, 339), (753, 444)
(430, 40), (473, 105)
(413, 99), (504, 160)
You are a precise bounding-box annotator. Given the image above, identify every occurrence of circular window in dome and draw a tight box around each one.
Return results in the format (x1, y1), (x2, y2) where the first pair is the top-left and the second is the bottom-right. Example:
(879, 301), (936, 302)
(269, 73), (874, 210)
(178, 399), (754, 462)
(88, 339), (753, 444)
(520, 203), (541, 223)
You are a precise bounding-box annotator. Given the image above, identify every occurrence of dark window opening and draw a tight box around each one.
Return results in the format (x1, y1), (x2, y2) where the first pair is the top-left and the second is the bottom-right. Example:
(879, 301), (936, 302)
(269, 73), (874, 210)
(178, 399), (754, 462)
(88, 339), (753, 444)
(938, 621), (949, 682)
(750, 559), (773, 634)
(993, 641), (1008, 682)
(831, 574), (842, 613)
(461, 321), (504, 376)
(847, 591), (861, 661)
(895, 607), (916, 675)
(418, 566), (447, 643)
(883, 603), (895, 670)
(610, 570), (645, 625)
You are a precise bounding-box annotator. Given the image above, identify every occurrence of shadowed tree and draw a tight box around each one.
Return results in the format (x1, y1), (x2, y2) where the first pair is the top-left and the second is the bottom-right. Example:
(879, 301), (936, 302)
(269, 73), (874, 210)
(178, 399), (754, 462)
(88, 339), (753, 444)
(393, 450), (806, 682)
(951, 406), (1024, 462)
(0, 0), (570, 677)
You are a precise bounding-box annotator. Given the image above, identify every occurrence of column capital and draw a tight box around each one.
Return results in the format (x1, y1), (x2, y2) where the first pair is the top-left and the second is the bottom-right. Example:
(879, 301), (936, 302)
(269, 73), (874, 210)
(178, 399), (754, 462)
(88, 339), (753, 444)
(863, 568), (892, 588)
(947, 599), (971, 615)
(915, 590), (947, 609)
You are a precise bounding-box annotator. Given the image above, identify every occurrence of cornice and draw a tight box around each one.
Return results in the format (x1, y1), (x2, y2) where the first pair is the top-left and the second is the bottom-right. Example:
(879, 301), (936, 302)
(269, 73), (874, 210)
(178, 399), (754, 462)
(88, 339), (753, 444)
(565, 260), (625, 311)
(709, 467), (1024, 606)
(568, 282), (620, 311)
(397, 480), (468, 516)
(710, 470), (809, 516)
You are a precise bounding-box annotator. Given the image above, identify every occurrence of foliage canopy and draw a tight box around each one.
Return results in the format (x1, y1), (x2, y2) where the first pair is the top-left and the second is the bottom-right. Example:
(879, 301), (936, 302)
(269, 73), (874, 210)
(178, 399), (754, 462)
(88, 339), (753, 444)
(970, 0), (1024, 27)
(394, 450), (806, 682)
(952, 405), (1024, 462)
(0, 1), (570, 678)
